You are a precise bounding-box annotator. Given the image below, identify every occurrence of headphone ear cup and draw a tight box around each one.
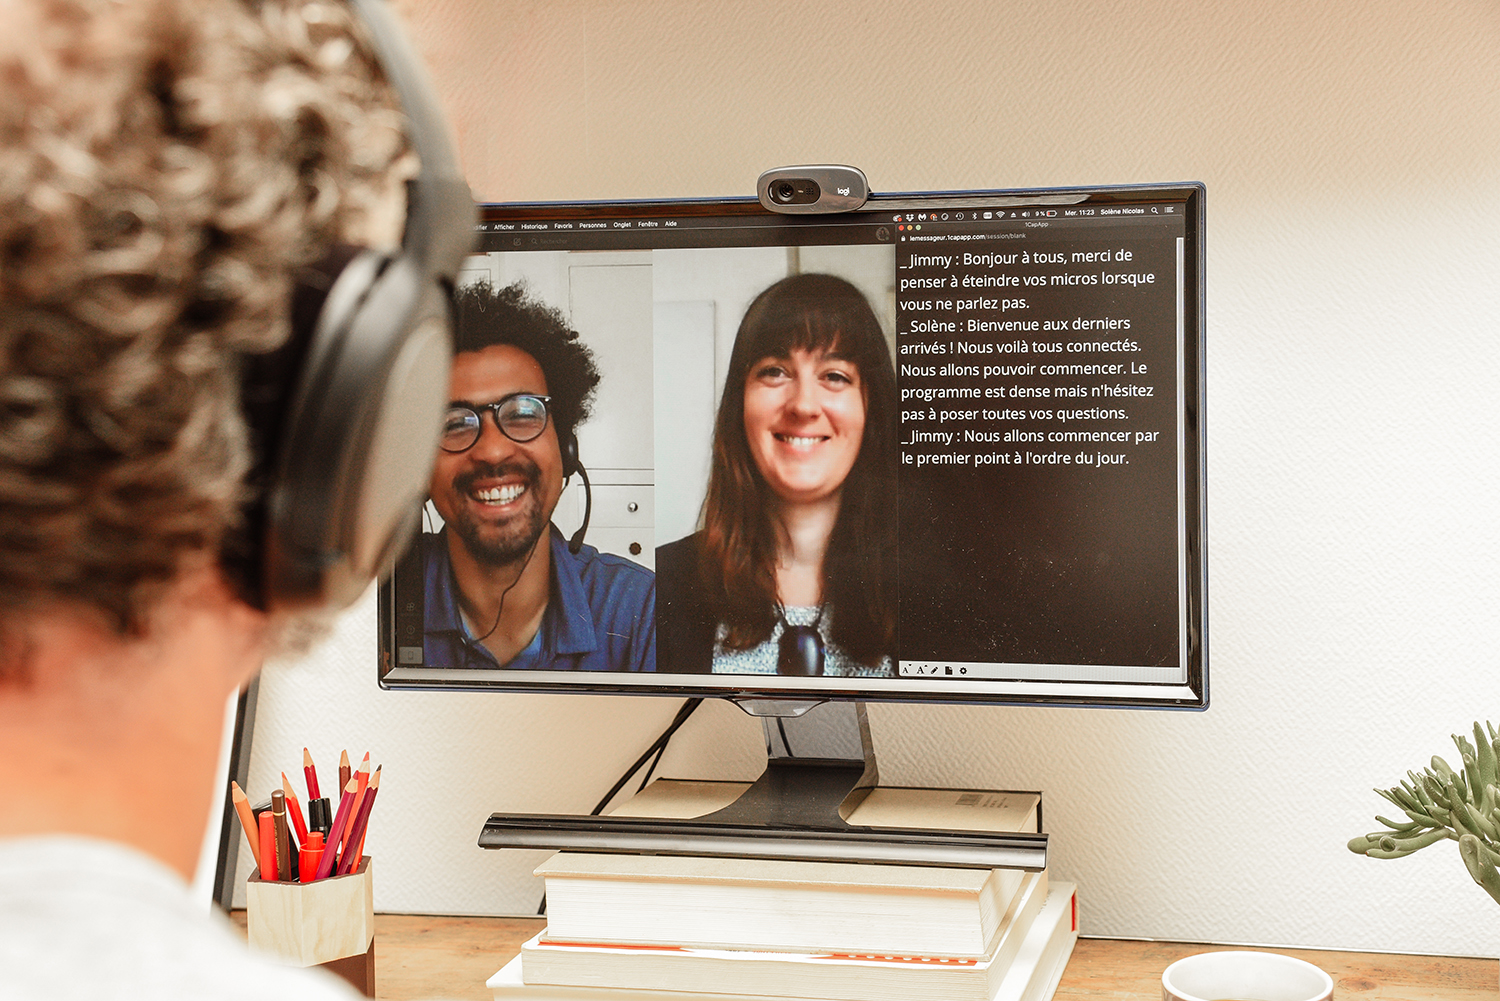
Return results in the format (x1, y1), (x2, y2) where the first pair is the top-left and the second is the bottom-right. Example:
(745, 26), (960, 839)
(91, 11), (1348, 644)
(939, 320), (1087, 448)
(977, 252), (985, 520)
(261, 249), (451, 611)
(229, 246), (362, 610)
(560, 428), (580, 480)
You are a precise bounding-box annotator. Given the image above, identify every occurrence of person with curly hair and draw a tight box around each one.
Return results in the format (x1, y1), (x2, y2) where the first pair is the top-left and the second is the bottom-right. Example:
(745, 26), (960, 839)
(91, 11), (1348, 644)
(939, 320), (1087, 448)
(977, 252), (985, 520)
(0, 0), (426, 996)
(415, 279), (655, 672)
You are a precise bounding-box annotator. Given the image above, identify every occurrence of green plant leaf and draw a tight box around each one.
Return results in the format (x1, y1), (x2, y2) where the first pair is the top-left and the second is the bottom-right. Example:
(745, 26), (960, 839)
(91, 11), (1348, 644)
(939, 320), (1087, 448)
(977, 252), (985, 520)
(1459, 834), (1500, 906)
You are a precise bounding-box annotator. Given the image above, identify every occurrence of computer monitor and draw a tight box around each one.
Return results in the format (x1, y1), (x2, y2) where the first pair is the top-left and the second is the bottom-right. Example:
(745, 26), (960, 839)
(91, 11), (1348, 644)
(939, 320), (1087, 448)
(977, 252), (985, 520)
(377, 180), (1205, 866)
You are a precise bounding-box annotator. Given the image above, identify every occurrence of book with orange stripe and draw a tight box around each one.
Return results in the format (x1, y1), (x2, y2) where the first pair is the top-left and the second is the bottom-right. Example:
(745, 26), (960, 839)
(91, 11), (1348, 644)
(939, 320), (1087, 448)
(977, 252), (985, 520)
(491, 882), (1078, 1001)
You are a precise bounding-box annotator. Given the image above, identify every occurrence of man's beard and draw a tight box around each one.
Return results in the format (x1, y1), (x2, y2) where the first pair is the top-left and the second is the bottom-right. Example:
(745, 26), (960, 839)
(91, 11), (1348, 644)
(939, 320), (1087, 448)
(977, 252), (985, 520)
(448, 459), (550, 566)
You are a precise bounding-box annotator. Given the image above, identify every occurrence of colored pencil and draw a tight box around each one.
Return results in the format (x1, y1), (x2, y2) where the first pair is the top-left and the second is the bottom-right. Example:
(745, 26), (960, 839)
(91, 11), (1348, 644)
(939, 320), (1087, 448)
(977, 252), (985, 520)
(352, 765), (382, 864)
(314, 778), (359, 880)
(338, 749), (350, 793)
(280, 772), (309, 845)
(230, 781), (262, 871)
(339, 755), (373, 862)
(338, 766), (381, 876)
(303, 746), (321, 801)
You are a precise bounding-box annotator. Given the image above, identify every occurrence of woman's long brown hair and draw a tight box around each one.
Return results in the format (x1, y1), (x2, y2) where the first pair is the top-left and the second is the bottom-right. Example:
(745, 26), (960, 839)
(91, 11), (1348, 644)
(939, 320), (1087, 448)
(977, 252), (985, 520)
(698, 273), (898, 666)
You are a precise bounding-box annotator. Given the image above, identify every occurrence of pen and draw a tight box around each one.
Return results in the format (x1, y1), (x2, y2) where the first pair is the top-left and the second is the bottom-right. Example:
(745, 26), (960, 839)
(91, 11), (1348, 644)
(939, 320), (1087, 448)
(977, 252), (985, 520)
(230, 781), (262, 872)
(307, 796), (332, 838)
(258, 810), (278, 881)
(281, 772), (309, 845)
(315, 778), (359, 880)
(303, 746), (321, 801)
(271, 790), (290, 883)
(298, 831), (325, 883)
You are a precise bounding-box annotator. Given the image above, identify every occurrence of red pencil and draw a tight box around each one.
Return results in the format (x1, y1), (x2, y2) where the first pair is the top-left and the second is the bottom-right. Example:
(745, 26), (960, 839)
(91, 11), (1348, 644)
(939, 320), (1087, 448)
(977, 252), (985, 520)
(303, 747), (321, 801)
(355, 752), (371, 792)
(339, 756), (373, 862)
(352, 765), (381, 864)
(337, 749), (350, 793)
(314, 778), (359, 880)
(281, 772), (309, 845)
(338, 766), (381, 876)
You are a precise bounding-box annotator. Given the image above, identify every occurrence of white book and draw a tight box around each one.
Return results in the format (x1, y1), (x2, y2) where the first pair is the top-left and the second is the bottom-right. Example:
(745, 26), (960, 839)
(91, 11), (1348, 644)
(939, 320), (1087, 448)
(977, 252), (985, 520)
(522, 871), (1048, 1001)
(488, 883), (1079, 1001)
(992, 882), (1078, 1001)
(539, 780), (1040, 957)
(603, 780), (1041, 834)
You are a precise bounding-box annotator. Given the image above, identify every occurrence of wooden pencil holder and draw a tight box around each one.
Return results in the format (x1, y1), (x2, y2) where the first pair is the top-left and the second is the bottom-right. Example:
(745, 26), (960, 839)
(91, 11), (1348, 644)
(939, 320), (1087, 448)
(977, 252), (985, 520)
(246, 856), (375, 997)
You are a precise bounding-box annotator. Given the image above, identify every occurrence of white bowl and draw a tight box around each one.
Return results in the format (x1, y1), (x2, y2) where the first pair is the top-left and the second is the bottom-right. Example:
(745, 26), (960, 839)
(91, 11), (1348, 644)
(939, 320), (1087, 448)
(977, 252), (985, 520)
(1162, 950), (1334, 1001)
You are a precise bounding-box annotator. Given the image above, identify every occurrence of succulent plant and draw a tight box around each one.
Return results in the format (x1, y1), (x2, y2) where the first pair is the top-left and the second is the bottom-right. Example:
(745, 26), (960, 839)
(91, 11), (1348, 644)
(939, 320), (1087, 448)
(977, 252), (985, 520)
(1348, 721), (1500, 905)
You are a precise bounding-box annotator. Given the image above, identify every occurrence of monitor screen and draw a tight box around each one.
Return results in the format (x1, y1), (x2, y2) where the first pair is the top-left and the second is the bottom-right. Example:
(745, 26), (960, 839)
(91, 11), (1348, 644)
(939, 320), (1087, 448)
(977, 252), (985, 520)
(378, 182), (1206, 709)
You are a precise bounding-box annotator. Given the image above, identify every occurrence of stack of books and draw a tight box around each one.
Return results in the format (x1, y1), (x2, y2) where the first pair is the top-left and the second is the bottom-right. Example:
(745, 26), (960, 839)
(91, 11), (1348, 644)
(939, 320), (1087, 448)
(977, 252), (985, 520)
(488, 780), (1077, 1001)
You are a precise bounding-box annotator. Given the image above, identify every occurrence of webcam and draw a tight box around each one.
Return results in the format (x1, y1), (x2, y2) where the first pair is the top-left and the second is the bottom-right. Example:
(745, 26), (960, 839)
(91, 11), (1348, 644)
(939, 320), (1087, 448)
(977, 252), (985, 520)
(757, 165), (869, 214)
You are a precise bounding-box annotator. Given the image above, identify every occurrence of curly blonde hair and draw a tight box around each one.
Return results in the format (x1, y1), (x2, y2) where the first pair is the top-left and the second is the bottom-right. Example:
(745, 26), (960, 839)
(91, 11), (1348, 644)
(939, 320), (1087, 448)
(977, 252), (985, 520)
(0, 0), (413, 656)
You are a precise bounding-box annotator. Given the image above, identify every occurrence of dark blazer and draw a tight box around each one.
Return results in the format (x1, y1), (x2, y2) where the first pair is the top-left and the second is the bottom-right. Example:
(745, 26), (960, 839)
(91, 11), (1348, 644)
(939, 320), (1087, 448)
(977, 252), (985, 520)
(654, 533), (717, 674)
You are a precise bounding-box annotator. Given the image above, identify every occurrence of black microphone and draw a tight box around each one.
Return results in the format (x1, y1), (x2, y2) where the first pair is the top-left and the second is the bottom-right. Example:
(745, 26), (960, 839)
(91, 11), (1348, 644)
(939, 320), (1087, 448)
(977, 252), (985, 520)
(777, 621), (825, 676)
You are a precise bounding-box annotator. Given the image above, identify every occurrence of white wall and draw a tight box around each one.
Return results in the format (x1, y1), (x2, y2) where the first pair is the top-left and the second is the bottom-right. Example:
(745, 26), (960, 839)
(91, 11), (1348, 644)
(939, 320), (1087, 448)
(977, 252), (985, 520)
(241, 0), (1500, 959)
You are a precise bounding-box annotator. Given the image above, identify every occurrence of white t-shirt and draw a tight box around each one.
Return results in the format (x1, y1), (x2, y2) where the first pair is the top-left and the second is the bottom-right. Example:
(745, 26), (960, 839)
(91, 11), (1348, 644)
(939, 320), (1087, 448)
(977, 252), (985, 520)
(0, 835), (362, 1001)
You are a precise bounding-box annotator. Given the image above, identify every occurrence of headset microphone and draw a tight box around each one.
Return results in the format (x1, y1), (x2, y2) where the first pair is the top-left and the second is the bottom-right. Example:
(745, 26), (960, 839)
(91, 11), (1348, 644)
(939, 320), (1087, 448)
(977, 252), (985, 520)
(568, 463), (593, 555)
(559, 427), (592, 555)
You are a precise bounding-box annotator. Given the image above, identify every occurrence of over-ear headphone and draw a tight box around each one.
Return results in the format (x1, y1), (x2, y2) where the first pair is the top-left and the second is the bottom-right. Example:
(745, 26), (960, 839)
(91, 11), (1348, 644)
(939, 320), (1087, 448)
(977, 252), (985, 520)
(559, 427), (581, 480)
(234, 0), (475, 613)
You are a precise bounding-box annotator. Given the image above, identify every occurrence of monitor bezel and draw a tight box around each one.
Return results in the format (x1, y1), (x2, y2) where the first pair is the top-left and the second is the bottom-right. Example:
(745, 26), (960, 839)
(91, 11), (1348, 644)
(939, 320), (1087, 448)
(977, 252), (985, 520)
(378, 181), (1207, 710)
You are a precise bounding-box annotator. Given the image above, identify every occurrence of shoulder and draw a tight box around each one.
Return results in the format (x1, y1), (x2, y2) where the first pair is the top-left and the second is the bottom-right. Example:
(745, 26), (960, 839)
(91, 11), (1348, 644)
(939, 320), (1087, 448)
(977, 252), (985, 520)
(654, 532), (701, 578)
(552, 530), (654, 611)
(545, 530), (655, 671)
(653, 533), (716, 674)
(416, 528), (451, 578)
(654, 533), (705, 611)
(0, 837), (360, 1001)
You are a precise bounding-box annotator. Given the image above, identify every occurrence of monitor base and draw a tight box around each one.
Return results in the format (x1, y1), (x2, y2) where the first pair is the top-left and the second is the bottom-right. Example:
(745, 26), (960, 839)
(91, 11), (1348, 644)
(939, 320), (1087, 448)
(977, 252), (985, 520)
(478, 702), (1047, 870)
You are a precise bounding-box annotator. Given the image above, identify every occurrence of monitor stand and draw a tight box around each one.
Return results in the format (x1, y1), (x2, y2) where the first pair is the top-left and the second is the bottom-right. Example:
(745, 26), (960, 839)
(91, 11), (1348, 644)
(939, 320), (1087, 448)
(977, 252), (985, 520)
(478, 700), (1046, 870)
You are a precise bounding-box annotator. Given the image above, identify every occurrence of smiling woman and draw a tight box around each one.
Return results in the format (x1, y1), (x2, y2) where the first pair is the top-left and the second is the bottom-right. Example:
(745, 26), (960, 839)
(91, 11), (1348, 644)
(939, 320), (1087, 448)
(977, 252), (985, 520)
(656, 274), (898, 677)
(742, 347), (868, 510)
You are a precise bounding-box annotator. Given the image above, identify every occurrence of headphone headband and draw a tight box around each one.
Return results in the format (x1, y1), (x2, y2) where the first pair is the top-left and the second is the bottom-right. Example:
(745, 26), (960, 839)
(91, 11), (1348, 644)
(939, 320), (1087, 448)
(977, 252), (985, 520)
(346, 0), (473, 278)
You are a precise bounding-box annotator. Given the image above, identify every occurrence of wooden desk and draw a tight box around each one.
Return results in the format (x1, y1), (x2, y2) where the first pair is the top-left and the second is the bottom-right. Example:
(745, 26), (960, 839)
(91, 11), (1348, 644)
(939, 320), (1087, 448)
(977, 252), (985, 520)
(233, 913), (1497, 1000)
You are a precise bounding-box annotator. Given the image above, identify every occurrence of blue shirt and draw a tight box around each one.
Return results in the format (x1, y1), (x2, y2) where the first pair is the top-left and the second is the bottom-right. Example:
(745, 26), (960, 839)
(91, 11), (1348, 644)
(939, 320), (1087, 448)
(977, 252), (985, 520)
(420, 526), (655, 671)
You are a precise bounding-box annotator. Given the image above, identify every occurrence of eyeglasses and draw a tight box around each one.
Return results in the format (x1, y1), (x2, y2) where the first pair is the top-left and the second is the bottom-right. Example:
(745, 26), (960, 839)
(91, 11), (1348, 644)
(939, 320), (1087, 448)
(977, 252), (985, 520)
(441, 394), (552, 452)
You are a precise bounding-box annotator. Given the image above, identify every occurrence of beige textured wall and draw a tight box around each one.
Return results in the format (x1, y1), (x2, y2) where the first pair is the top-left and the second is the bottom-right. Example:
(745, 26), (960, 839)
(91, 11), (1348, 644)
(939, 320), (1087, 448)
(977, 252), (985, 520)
(240, 0), (1500, 958)
(394, 0), (1497, 202)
